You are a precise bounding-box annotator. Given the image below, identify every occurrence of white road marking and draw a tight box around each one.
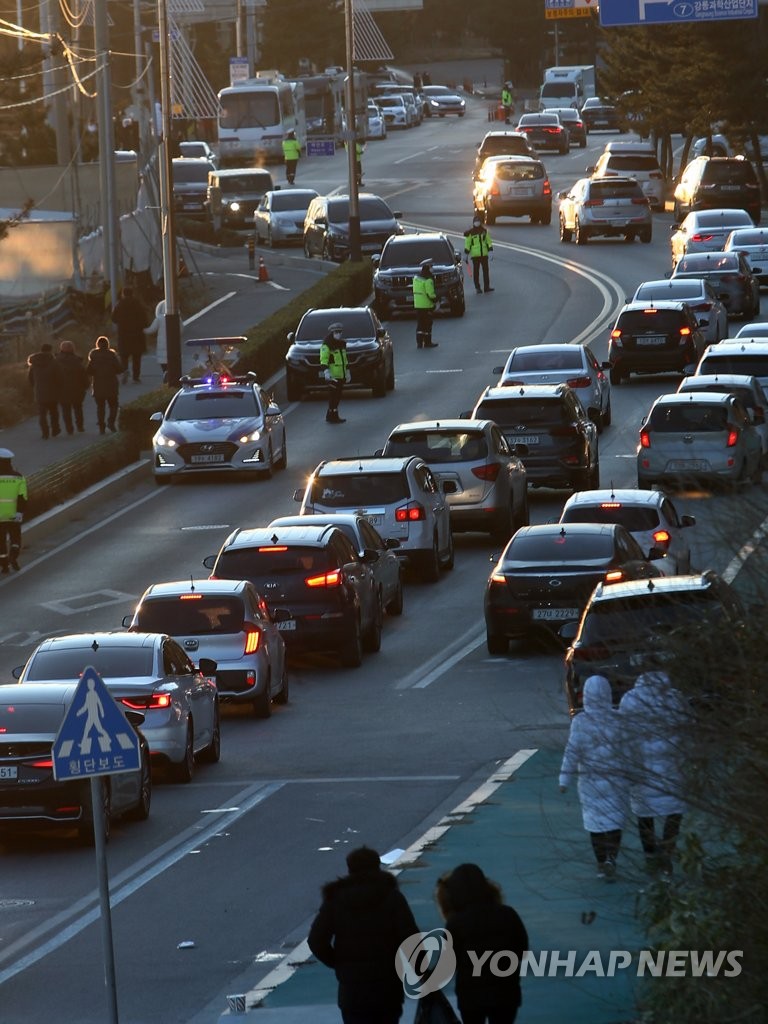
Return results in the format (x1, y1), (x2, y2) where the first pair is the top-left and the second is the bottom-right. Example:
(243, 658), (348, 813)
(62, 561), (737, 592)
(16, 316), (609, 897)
(182, 291), (236, 326)
(41, 589), (135, 615)
(394, 146), (438, 165)
(396, 622), (484, 689)
(180, 524), (232, 531)
(425, 368), (463, 374)
(723, 515), (768, 583)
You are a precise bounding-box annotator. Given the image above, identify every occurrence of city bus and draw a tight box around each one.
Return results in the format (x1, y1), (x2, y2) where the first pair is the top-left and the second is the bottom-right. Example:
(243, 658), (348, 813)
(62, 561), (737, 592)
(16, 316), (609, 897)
(217, 79), (306, 166)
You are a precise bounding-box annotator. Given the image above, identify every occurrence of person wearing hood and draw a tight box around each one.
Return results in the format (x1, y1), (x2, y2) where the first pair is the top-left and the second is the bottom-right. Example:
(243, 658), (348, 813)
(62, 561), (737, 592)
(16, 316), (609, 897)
(619, 670), (690, 874)
(412, 259), (438, 349)
(436, 862), (528, 1024)
(282, 129), (301, 185)
(464, 217), (494, 294)
(0, 448), (27, 573)
(320, 321), (350, 424)
(56, 340), (89, 434)
(27, 342), (63, 439)
(560, 675), (629, 879)
(308, 846), (418, 1024)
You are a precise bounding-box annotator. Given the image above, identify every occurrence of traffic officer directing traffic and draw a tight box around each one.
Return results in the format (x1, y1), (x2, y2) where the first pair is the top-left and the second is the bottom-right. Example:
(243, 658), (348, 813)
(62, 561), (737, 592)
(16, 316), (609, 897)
(464, 216), (494, 294)
(501, 82), (513, 124)
(320, 322), (350, 423)
(282, 130), (301, 185)
(412, 259), (439, 349)
(0, 448), (28, 573)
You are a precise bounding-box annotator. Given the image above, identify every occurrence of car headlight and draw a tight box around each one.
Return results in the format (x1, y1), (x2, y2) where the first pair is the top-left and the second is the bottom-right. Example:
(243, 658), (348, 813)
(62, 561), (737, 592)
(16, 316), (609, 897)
(154, 433), (177, 448)
(239, 430), (261, 443)
(430, 99), (440, 107)
(228, 201), (241, 212)
(459, 100), (465, 107)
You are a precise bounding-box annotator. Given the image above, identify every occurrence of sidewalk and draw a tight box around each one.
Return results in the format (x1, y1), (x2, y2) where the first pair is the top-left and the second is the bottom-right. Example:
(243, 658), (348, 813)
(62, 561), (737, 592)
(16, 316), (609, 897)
(214, 749), (647, 1024)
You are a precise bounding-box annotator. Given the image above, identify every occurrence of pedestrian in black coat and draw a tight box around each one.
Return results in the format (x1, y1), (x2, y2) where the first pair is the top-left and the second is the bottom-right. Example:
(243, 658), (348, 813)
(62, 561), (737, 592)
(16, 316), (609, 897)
(111, 285), (148, 383)
(435, 864), (528, 1024)
(308, 846), (419, 1024)
(56, 340), (89, 433)
(86, 336), (122, 433)
(27, 342), (62, 439)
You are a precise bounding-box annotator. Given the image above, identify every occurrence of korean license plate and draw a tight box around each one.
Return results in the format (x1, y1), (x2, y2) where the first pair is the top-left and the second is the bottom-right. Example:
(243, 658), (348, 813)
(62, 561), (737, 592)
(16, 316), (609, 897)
(637, 336), (666, 346)
(507, 186), (533, 197)
(507, 435), (539, 445)
(190, 454), (226, 464)
(667, 460), (710, 471)
(0, 766), (18, 779)
(276, 620), (296, 631)
(532, 608), (579, 621)
(364, 515), (383, 527)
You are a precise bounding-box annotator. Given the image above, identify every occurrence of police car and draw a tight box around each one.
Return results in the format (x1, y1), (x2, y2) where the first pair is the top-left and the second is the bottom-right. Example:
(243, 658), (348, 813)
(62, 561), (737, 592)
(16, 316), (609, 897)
(150, 371), (287, 483)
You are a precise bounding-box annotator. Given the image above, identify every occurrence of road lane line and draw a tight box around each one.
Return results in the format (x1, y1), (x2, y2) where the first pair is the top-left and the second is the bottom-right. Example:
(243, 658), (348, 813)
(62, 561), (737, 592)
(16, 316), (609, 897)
(722, 515), (768, 583)
(182, 291), (236, 326)
(395, 622), (485, 689)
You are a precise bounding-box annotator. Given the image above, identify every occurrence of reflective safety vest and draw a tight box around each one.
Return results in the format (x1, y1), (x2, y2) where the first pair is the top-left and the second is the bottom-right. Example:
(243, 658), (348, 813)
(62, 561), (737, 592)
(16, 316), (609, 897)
(320, 341), (348, 380)
(282, 138), (301, 161)
(501, 88), (512, 108)
(412, 274), (436, 310)
(464, 228), (493, 258)
(0, 472), (27, 522)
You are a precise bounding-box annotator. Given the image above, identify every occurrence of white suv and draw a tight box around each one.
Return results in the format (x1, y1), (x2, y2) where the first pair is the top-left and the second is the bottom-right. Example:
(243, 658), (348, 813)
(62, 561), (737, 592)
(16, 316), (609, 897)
(589, 141), (665, 209)
(294, 456), (454, 582)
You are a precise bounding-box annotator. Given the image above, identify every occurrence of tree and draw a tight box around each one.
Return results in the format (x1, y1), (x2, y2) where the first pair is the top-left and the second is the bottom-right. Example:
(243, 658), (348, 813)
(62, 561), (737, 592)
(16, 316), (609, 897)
(259, 0), (344, 76)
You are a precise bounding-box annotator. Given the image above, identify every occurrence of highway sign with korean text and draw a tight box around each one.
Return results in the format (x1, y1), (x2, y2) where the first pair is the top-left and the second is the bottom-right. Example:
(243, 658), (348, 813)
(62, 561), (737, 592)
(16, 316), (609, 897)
(306, 139), (336, 157)
(545, 0), (596, 17)
(599, 0), (758, 27)
(52, 667), (141, 781)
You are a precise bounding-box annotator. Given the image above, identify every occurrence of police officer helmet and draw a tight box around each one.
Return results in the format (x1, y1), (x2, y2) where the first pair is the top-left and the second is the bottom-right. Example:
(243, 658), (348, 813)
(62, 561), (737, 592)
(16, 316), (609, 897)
(328, 322), (344, 333)
(420, 259), (433, 269)
(286, 129), (296, 139)
(0, 448), (14, 460)
(473, 216), (482, 227)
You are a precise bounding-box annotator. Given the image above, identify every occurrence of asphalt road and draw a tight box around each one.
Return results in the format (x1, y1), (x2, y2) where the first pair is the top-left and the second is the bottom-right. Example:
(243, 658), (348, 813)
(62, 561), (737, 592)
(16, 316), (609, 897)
(1, 97), (768, 1024)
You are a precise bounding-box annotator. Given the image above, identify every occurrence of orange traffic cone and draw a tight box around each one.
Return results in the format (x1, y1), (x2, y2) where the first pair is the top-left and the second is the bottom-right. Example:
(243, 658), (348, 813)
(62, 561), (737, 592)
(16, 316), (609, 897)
(258, 255), (269, 282)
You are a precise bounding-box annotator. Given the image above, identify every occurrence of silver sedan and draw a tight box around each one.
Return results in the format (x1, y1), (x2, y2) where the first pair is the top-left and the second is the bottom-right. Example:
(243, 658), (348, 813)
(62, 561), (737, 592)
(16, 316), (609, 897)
(670, 208), (753, 268)
(14, 632), (220, 783)
(632, 277), (729, 345)
(254, 188), (319, 247)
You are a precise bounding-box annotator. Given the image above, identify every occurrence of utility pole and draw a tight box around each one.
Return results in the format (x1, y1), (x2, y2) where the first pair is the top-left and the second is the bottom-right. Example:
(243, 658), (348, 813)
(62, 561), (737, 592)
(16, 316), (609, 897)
(344, 0), (361, 262)
(132, 0), (151, 153)
(158, 0), (182, 386)
(94, 0), (121, 306)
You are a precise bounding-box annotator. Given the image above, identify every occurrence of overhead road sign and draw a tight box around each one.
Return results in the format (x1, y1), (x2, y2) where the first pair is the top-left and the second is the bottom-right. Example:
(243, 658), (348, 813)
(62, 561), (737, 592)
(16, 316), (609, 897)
(52, 667), (141, 781)
(546, 0), (596, 18)
(599, 0), (758, 27)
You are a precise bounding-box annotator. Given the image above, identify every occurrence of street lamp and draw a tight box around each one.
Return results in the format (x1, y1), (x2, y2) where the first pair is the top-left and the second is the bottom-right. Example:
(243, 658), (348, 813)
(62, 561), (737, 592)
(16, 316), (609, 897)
(344, 0), (361, 262)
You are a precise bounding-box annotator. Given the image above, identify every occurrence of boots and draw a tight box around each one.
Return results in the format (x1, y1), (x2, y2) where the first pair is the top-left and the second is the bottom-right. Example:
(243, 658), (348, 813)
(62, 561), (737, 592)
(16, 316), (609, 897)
(326, 409), (346, 424)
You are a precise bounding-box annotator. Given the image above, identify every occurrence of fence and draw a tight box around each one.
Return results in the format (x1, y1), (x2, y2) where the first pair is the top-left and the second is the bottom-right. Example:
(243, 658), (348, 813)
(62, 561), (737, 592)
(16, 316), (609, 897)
(0, 288), (75, 365)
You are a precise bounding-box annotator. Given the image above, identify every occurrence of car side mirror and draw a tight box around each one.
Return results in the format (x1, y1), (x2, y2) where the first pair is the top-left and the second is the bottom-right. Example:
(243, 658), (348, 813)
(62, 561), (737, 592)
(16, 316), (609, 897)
(454, 252), (462, 264)
(459, 410), (472, 419)
(202, 554), (216, 571)
(586, 165), (595, 173)
(670, 223), (680, 231)
(121, 614), (133, 629)
(697, 317), (709, 328)
(442, 479), (458, 494)
(681, 514), (696, 527)
(374, 448), (384, 456)
(648, 546), (667, 560)
(393, 210), (402, 218)
(559, 621), (579, 641)
(266, 402), (281, 416)
(513, 443), (529, 458)
(11, 665), (23, 680)
(199, 657), (217, 676)
(664, 270), (672, 279)
(384, 537), (400, 549)
(150, 411), (163, 423)
(287, 332), (295, 343)
(293, 488), (304, 502)
(371, 254), (380, 267)
(492, 366), (504, 375)
(271, 608), (292, 623)
(362, 548), (380, 563)
(557, 190), (569, 200)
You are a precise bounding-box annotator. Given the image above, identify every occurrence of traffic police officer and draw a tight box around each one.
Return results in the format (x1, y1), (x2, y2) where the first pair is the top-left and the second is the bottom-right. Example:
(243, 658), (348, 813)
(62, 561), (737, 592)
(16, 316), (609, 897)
(0, 448), (27, 573)
(501, 82), (513, 124)
(412, 259), (438, 349)
(282, 130), (301, 185)
(320, 322), (351, 423)
(464, 216), (494, 294)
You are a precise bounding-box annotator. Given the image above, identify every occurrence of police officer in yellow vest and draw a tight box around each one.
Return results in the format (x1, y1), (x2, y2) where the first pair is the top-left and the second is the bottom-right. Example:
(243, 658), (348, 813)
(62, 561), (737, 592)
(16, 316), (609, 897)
(0, 448), (27, 573)
(320, 322), (351, 423)
(412, 259), (439, 349)
(464, 216), (494, 294)
(501, 82), (513, 124)
(282, 130), (301, 185)
(345, 139), (365, 185)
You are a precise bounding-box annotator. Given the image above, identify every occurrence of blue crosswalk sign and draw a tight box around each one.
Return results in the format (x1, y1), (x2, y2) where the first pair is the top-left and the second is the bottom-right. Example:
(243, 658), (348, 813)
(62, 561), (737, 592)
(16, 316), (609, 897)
(52, 666), (141, 780)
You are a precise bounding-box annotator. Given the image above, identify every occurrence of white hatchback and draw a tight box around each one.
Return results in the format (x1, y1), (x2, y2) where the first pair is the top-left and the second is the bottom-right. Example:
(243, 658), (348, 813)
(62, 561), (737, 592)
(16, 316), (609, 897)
(670, 209), (754, 268)
(724, 226), (768, 285)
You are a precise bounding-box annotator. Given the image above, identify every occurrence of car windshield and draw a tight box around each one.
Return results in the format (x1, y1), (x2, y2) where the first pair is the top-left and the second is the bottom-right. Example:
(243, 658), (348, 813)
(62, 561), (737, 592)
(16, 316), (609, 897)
(677, 254), (739, 274)
(328, 198), (393, 222)
(606, 155), (660, 172)
(701, 162), (756, 184)
(271, 192), (314, 212)
(311, 472), (410, 506)
(134, 597), (245, 635)
(25, 648), (155, 680)
(172, 161), (211, 184)
(508, 348), (582, 371)
(697, 211), (751, 227)
(494, 162), (543, 181)
(219, 174), (271, 193)
(376, 96), (404, 108)
(475, 398), (569, 425)
(540, 83), (576, 99)
(699, 353), (768, 377)
(217, 547), (331, 578)
(385, 430), (488, 463)
(580, 591), (723, 644)
(379, 238), (452, 268)
(168, 390), (259, 420)
(481, 137), (529, 157)
(423, 87), (452, 96)
(562, 505), (660, 531)
(589, 181), (644, 200)
(617, 310), (684, 334)
(504, 532), (613, 564)
(295, 311), (373, 341)
(649, 403), (728, 432)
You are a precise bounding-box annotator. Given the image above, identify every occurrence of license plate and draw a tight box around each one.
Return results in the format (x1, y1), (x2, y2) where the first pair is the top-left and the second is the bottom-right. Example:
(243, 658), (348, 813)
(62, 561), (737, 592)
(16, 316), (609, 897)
(720, 185), (739, 191)
(184, 203), (200, 209)
(637, 336), (667, 346)
(276, 620), (296, 631)
(507, 435), (539, 445)
(364, 515), (383, 527)
(595, 120), (608, 126)
(190, 454), (226, 464)
(532, 608), (579, 621)
(0, 766), (18, 779)
(507, 186), (533, 197)
(667, 459), (710, 471)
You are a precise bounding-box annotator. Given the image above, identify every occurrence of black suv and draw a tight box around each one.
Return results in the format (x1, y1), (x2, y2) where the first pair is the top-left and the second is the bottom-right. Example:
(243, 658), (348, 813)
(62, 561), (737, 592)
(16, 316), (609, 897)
(203, 524), (382, 667)
(474, 130), (537, 178)
(484, 522), (663, 654)
(285, 306), (394, 401)
(673, 156), (761, 224)
(562, 571), (745, 713)
(303, 193), (403, 261)
(371, 232), (465, 319)
(172, 157), (216, 219)
(470, 384), (599, 491)
(607, 300), (705, 385)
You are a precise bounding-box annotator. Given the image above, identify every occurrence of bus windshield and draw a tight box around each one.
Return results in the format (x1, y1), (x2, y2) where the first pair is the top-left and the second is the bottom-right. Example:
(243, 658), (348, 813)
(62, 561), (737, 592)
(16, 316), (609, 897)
(220, 92), (280, 130)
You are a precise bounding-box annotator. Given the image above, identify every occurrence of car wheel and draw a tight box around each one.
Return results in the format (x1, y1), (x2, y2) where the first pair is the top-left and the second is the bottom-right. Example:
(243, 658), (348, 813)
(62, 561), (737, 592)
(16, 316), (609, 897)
(559, 215), (572, 243)
(322, 239), (333, 261)
(486, 631), (508, 656)
(640, 228), (652, 244)
(386, 572), (404, 616)
(374, 298), (388, 321)
(492, 503), (514, 543)
(609, 366), (624, 385)
(386, 359), (395, 391)
(579, 138), (587, 149)
(154, 475), (171, 486)
(170, 721), (195, 784)
(541, 209), (552, 226)
(418, 537), (441, 583)
(602, 400), (612, 428)
(266, 228), (273, 248)
(274, 661), (289, 705)
(363, 591), (383, 653)
(253, 675), (273, 718)
(200, 701), (221, 763)
(485, 211), (496, 226)
(78, 779), (111, 846)
(751, 458), (763, 485)
(372, 367), (387, 398)
(286, 372), (303, 403)
(589, 460), (600, 489)
(441, 530), (455, 571)
(274, 434), (288, 470)
(450, 295), (465, 317)
(624, 231), (635, 243)
(529, 213), (540, 225)
(575, 218), (588, 245)
(261, 442), (274, 480)
(303, 237), (312, 259)
(340, 617), (363, 668)
(129, 751), (152, 821)
(516, 490), (530, 529)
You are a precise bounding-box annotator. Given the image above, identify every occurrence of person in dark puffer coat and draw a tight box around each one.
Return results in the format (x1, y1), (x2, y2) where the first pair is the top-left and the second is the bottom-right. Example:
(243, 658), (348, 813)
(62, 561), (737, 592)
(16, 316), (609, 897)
(56, 339), (89, 433)
(27, 342), (63, 439)
(308, 846), (418, 1024)
(86, 335), (122, 434)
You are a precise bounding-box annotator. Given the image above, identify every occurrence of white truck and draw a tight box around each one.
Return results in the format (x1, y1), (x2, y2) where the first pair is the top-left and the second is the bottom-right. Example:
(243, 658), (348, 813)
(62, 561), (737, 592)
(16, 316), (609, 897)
(539, 65), (596, 112)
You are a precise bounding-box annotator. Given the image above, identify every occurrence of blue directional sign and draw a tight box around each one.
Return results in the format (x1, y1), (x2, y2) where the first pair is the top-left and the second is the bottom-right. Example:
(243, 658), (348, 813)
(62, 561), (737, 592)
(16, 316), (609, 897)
(52, 667), (141, 781)
(306, 139), (336, 157)
(600, 0), (758, 27)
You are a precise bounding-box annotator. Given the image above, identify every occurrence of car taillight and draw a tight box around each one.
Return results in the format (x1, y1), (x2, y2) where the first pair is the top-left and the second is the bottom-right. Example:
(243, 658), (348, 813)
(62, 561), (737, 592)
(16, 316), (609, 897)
(490, 571), (506, 584)
(690, 233), (713, 242)
(653, 529), (671, 546)
(605, 570), (624, 583)
(490, 183), (500, 196)
(543, 179), (551, 196)
(573, 643), (610, 661)
(726, 426), (739, 447)
(395, 502), (426, 522)
(29, 757), (53, 769)
(566, 376), (592, 389)
(244, 628), (261, 654)
(584, 199), (603, 207)
(305, 569), (342, 588)
(679, 327), (691, 341)
(471, 464), (500, 481)
(120, 693), (172, 711)
(640, 429), (651, 448)
(631, 197), (649, 205)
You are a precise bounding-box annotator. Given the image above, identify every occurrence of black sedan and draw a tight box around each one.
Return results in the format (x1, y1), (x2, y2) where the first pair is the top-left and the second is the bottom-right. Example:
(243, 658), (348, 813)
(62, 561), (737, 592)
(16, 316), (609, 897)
(580, 99), (622, 132)
(671, 251), (761, 319)
(0, 682), (151, 844)
(484, 522), (664, 654)
(285, 306), (394, 401)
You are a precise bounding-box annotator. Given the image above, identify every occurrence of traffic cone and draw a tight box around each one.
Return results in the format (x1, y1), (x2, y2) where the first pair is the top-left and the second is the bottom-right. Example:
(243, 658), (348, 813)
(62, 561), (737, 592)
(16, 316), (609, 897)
(258, 255), (269, 283)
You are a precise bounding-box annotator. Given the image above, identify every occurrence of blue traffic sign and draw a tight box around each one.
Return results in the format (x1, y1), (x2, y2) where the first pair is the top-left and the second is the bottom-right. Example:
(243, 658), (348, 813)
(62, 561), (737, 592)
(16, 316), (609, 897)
(52, 667), (141, 781)
(600, 0), (757, 26)
(306, 139), (336, 157)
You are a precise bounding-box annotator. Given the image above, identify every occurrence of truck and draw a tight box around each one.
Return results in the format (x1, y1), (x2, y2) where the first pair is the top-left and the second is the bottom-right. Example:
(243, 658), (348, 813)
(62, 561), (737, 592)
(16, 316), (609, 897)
(539, 65), (596, 112)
